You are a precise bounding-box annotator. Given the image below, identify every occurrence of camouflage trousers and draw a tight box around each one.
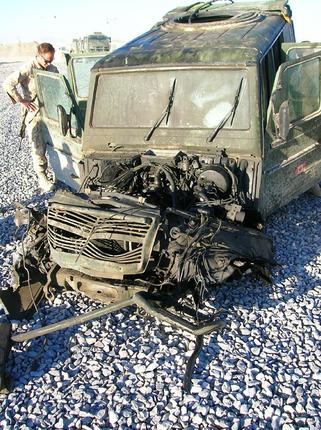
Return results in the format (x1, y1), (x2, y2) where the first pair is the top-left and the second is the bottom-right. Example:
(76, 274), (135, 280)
(25, 116), (48, 178)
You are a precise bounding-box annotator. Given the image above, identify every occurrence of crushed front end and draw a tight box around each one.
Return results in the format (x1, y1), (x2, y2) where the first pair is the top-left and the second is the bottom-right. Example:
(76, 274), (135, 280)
(0, 150), (274, 392)
(45, 150), (273, 303)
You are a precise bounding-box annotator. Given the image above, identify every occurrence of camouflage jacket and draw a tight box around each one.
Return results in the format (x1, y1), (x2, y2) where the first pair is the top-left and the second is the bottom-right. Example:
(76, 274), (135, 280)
(2, 58), (58, 104)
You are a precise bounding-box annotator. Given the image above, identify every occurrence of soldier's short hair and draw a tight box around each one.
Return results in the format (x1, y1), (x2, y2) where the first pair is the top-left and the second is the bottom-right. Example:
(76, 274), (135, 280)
(37, 43), (55, 54)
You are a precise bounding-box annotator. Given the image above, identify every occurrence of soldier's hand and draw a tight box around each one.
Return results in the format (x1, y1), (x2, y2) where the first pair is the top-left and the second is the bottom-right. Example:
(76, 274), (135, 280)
(20, 100), (38, 112)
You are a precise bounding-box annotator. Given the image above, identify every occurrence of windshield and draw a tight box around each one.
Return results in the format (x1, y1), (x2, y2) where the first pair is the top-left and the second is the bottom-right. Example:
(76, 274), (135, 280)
(72, 56), (103, 98)
(88, 35), (108, 40)
(91, 69), (250, 130)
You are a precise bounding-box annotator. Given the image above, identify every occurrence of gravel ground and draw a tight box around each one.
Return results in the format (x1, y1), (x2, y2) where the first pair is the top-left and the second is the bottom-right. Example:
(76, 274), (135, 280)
(0, 61), (320, 430)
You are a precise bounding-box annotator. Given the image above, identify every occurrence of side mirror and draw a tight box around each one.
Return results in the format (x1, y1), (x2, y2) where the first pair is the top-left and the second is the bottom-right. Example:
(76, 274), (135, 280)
(57, 105), (69, 137)
(278, 100), (290, 141)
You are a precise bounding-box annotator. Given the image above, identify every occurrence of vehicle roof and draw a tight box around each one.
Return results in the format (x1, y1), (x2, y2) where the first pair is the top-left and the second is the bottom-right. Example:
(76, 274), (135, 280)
(94, 1), (292, 70)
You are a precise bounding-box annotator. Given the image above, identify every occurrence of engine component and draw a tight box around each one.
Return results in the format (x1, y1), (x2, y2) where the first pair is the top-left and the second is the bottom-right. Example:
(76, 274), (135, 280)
(197, 166), (232, 195)
(83, 151), (253, 219)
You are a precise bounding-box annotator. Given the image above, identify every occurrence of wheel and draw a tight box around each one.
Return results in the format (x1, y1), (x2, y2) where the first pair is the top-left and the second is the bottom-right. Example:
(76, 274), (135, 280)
(309, 183), (321, 197)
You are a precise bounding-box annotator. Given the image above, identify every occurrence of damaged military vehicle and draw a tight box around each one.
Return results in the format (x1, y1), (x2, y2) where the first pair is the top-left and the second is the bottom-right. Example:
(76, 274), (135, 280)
(1, 0), (321, 391)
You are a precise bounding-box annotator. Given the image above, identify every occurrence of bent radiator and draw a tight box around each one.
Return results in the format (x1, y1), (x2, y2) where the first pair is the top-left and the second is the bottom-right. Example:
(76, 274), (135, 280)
(47, 192), (161, 279)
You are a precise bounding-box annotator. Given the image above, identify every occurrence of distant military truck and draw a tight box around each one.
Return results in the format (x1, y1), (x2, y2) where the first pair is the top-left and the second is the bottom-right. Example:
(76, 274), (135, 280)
(71, 32), (111, 53)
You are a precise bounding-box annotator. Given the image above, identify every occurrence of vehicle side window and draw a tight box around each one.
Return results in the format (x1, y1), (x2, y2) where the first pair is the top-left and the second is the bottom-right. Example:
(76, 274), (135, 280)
(72, 57), (101, 99)
(38, 74), (72, 122)
(283, 58), (320, 122)
(287, 47), (321, 61)
(37, 73), (78, 131)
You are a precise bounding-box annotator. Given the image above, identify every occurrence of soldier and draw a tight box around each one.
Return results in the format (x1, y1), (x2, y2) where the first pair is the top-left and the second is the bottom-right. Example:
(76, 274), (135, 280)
(2, 43), (59, 192)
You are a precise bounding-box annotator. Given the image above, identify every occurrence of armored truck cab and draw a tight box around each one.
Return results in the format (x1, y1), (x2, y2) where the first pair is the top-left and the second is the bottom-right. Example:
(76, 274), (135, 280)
(34, 0), (321, 221)
(27, 0), (321, 286)
(78, 0), (320, 219)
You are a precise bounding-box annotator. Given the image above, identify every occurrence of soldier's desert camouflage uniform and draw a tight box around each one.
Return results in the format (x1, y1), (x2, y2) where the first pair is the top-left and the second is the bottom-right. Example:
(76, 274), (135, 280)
(2, 59), (58, 183)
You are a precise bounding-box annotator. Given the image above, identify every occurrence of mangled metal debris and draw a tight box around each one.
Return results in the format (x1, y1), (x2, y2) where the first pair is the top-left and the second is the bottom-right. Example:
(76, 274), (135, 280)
(0, 152), (273, 392)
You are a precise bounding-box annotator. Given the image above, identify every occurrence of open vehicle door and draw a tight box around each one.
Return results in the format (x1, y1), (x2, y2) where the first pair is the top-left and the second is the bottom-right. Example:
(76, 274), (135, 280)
(263, 48), (321, 214)
(64, 53), (104, 118)
(282, 42), (321, 61)
(34, 54), (104, 189)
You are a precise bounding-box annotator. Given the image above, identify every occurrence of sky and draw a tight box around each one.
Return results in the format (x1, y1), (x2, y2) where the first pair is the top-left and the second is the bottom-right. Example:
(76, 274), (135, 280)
(0, 0), (320, 48)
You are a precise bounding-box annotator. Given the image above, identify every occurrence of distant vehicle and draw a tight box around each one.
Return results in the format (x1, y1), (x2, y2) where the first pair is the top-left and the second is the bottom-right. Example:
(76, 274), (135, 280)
(71, 32), (111, 53)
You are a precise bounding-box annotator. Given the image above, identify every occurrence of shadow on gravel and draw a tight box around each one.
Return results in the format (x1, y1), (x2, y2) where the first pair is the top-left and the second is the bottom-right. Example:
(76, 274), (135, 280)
(209, 193), (320, 312)
(189, 193), (321, 383)
(6, 306), (79, 391)
(6, 302), (138, 392)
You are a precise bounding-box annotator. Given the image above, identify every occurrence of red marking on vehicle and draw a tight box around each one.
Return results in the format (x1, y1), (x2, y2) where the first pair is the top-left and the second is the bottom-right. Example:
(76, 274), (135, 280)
(295, 162), (308, 175)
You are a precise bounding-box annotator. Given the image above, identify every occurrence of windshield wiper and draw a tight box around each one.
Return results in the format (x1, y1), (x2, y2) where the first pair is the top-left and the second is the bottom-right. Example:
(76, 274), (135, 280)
(206, 77), (244, 143)
(144, 78), (177, 142)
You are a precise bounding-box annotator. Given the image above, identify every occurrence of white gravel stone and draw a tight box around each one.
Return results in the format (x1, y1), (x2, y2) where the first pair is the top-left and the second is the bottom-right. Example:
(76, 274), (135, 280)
(282, 424), (296, 430)
(192, 414), (203, 425)
(108, 409), (118, 425)
(55, 418), (65, 429)
(240, 404), (249, 415)
(244, 386), (257, 397)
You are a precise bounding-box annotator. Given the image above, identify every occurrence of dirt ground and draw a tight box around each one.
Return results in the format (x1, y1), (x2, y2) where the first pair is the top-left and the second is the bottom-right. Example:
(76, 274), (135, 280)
(0, 42), (39, 62)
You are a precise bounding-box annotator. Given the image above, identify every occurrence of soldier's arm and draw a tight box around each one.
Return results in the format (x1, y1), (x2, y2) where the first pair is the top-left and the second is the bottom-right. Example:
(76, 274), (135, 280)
(2, 64), (37, 111)
(2, 65), (27, 103)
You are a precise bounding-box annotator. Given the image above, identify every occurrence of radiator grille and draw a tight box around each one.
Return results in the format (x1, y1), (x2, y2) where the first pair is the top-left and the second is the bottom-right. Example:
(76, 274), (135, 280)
(47, 199), (160, 279)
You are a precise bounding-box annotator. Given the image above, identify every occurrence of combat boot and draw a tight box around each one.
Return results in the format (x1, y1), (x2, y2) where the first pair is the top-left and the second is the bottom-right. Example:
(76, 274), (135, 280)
(38, 173), (54, 193)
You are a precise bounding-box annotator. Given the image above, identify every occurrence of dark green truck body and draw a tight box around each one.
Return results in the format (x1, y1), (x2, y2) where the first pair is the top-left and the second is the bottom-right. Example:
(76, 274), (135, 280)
(36, 0), (321, 220)
(31, 0), (321, 284)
